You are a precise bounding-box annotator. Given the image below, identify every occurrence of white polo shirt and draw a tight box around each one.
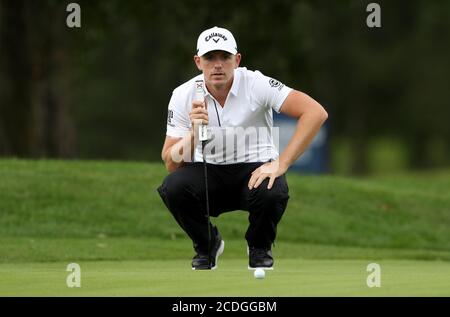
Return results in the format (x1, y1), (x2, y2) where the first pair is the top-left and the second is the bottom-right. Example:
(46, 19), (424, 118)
(166, 67), (292, 164)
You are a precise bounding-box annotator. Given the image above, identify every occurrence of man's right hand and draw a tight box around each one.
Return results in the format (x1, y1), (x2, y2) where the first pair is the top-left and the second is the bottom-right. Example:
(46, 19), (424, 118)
(189, 100), (208, 138)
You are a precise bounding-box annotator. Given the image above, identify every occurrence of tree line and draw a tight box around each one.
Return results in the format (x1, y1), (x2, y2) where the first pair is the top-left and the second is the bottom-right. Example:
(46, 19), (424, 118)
(0, 0), (449, 174)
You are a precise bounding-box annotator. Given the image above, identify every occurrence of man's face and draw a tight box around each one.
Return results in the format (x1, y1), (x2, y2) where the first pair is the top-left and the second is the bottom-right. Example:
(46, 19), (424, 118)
(194, 50), (241, 89)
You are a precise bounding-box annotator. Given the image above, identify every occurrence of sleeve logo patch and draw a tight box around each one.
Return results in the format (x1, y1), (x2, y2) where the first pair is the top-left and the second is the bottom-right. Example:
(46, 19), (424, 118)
(167, 109), (175, 127)
(269, 79), (281, 87)
(269, 78), (284, 91)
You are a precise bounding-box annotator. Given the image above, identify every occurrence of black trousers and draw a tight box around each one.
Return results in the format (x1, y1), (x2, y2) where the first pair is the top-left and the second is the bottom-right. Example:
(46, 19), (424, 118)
(157, 162), (289, 253)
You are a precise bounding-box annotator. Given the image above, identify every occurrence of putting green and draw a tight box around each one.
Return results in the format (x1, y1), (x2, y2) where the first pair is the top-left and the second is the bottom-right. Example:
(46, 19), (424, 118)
(1, 259), (449, 296)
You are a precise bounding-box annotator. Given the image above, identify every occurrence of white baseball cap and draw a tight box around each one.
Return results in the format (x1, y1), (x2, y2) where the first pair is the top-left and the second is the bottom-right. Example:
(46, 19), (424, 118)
(196, 26), (238, 57)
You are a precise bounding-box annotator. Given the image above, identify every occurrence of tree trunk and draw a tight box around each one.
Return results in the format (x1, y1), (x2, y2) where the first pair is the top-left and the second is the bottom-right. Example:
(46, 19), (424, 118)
(0, 0), (76, 158)
(347, 100), (369, 175)
(0, 0), (33, 156)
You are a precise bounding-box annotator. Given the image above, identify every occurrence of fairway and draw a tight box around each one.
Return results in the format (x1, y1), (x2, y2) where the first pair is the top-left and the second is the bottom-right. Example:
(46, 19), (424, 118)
(1, 258), (449, 296)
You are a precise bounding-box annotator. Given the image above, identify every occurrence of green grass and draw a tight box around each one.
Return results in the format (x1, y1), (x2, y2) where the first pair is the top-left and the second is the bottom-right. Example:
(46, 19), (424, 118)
(1, 159), (449, 251)
(2, 238), (450, 263)
(1, 259), (449, 296)
(0, 159), (449, 296)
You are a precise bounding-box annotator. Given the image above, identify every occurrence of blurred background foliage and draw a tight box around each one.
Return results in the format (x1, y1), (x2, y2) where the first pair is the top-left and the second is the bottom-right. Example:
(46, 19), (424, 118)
(0, 0), (449, 175)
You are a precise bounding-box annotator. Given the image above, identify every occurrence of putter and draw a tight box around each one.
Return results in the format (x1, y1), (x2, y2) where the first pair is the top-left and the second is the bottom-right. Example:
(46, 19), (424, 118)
(195, 80), (212, 269)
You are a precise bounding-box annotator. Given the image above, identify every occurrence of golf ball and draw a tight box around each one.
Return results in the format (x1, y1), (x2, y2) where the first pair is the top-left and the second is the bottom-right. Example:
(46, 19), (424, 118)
(254, 268), (265, 279)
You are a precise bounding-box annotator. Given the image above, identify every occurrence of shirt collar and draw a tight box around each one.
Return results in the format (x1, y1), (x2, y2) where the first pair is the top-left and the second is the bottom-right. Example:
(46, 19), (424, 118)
(229, 68), (241, 96)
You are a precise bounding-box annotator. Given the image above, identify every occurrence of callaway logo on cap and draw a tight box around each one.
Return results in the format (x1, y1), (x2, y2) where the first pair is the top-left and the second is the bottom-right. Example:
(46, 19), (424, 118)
(196, 26), (238, 56)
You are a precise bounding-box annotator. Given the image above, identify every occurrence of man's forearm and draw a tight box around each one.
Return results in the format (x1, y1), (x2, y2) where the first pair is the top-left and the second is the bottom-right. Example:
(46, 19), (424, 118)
(164, 131), (196, 172)
(278, 110), (328, 169)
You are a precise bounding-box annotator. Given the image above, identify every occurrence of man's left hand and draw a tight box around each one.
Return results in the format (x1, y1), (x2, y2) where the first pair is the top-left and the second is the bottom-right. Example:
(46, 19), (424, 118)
(248, 160), (288, 190)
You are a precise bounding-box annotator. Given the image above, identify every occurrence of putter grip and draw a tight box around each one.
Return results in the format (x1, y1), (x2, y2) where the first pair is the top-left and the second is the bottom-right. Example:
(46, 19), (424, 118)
(194, 80), (208, 141)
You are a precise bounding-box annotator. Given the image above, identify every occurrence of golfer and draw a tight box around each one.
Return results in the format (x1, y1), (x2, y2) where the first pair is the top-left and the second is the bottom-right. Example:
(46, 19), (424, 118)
(157, 26), (328, 270)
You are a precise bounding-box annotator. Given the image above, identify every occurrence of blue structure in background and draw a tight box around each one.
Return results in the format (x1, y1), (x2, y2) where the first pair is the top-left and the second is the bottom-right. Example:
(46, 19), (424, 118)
(273, 111), (329, 174)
